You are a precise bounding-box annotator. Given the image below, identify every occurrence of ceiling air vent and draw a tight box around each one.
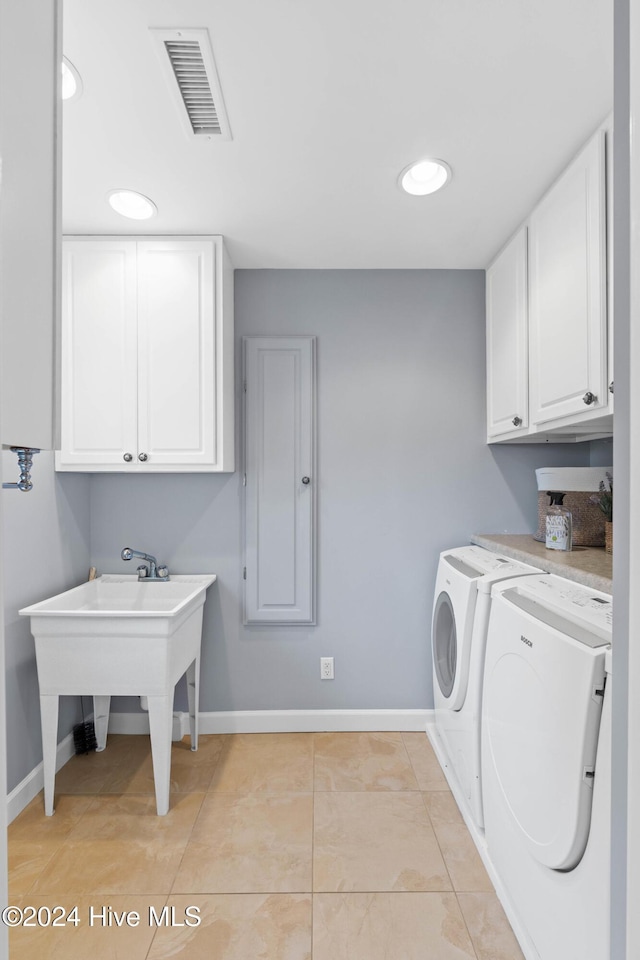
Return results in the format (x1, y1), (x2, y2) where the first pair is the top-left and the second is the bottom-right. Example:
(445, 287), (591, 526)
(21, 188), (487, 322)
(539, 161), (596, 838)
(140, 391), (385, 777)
(150, 28), (232, 141)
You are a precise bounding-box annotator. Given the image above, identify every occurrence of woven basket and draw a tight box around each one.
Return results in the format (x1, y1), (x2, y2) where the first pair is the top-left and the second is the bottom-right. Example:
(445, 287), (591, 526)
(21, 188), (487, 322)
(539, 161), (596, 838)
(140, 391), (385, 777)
(534, 491), (606, 547)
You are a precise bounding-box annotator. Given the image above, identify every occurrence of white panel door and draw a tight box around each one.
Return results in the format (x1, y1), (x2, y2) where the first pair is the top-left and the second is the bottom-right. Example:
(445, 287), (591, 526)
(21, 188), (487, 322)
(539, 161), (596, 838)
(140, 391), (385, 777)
(529, 131), (607, 425)
(486, 226), (529, 438)
(244, 336), (315, 624)
(59, 240), (138, 465)
(137, 240), (216, 466)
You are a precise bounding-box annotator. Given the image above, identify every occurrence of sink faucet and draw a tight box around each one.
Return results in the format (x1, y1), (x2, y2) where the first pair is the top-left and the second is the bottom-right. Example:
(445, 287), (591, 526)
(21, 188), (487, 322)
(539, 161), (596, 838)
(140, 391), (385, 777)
(121, 547), (170, 581)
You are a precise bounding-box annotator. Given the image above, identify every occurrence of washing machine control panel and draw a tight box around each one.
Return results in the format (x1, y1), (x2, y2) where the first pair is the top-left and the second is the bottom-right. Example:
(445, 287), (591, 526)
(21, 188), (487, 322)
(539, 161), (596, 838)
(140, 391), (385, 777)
(444, 545), (541, 580)
(497, 575), (612, 642)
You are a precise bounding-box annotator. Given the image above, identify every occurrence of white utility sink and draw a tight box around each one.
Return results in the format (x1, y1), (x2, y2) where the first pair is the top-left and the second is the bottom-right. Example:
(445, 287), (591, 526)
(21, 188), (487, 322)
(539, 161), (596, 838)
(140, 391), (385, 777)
(21, 574), (216, 617)
(20, 574), (216, 817)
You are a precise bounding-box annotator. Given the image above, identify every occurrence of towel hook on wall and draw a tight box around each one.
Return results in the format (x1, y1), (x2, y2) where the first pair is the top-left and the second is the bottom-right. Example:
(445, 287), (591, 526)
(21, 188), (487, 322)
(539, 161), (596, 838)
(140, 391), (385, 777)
(2, 447), (40, 492)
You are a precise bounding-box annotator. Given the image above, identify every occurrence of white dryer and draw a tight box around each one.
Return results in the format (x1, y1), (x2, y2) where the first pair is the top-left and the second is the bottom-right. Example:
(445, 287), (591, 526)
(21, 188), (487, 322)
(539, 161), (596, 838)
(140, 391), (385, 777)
(481, 574), (612, 960)
(430, 545), (542, 830)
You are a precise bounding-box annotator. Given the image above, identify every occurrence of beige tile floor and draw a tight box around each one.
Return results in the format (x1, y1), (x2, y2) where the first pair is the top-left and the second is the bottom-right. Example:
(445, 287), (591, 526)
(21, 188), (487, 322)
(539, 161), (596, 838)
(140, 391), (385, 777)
(7, 731), (525, 959)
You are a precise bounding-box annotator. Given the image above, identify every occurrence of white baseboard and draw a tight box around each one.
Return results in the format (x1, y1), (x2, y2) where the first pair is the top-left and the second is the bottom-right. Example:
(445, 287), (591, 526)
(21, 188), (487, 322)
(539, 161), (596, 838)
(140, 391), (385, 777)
(7, 709), (433, 823)
(105, 711), (153, 735)
(199, 709), (432, 734)
(111, 708), (432, 736)
(7, 731), (76, 824)
(106, 710), (188, 740)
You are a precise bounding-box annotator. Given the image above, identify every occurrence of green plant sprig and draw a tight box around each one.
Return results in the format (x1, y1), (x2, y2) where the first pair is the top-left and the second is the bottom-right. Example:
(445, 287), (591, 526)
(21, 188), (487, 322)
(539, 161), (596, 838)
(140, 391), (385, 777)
(590, 472), (613, 522)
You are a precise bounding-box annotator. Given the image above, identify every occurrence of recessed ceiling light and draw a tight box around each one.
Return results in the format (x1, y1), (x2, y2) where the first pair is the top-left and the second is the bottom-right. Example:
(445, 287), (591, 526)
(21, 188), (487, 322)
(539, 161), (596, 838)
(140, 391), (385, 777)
(107, 190), (158, 220)
(399, 159), (452, 196)
(61, 57), (83, 101)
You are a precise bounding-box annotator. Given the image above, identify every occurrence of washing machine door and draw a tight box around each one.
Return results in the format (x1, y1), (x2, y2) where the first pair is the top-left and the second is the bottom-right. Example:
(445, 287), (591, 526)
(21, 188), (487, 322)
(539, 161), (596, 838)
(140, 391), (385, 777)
(431, 552), (483, 710)
(433, 590), (459, 700)
(483, 586), (608, 870)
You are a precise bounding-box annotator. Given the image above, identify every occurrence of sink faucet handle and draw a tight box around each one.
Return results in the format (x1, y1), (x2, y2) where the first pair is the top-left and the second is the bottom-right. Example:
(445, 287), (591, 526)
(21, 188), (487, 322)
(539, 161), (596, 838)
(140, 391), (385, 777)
(157, 565), (169, 580)
(136, 564), (148, 580)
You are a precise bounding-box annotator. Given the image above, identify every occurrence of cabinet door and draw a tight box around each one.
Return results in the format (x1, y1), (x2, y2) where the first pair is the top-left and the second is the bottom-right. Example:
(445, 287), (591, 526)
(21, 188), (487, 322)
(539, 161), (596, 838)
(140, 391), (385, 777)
(486, 227), (529, 438)
(59, 241), (138, 465)
(243, 337), (316, 624)
(137, 240), (216, 466)
(529, 132), (607, 425)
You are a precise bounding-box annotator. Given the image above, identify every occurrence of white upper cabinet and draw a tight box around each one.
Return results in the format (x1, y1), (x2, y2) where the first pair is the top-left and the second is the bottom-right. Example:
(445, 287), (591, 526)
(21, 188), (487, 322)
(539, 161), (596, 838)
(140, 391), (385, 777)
(59, 240), (138, 467)
(486, 124), (612, 444)
(56, 236), (234, 472)
(486, 227), (529, 439)
(528, 131), (607, 426)
(136, 241), (217, 466)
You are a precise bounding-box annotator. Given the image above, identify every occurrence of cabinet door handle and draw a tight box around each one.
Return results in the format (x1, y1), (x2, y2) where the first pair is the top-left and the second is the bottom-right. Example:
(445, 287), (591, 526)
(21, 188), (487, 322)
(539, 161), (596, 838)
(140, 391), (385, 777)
(583, 392), (597, 405)
(609, 381), (614, 394)
(138, 452), (148, 462)
(123, 452), (133, 462)
(512, 416), (522, 427)
(301, 476), (311, 485)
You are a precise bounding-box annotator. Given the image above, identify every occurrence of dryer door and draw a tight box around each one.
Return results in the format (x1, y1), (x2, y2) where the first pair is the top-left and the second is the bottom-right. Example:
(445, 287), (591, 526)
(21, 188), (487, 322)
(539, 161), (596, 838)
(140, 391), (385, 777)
(483, 587), (608, 871)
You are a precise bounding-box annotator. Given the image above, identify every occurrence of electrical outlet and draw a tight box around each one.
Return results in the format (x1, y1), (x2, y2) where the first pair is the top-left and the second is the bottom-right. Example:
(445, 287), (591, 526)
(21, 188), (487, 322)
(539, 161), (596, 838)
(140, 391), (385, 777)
(320, 657), (334, 680)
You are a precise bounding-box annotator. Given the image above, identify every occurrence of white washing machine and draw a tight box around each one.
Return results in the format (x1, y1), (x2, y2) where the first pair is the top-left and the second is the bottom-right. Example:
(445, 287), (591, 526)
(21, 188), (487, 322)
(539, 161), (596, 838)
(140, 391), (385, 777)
(481, 574), (612, 960)
(430, 545), (542, 830)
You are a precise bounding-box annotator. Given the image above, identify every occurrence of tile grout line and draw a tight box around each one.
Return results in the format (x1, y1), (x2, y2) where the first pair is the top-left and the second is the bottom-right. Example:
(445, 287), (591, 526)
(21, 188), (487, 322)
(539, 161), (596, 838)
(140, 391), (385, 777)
(166, 736), (229, 900)
(419, 747), (486, 960)
(145, 735), (227, 958)
(454, 892), (482, 960)
(165, 791), (207, 897)
(399, 731), (422, 792)
(418, 789), (458, 895)
(17, 834), (68, 901)
(410, 774), (480, 959)
(144, 893), (170, 960)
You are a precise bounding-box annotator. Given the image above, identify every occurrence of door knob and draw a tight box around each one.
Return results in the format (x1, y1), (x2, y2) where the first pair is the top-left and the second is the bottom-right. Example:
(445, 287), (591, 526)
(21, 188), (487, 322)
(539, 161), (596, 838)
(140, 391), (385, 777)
(301, 476), (311, 485)
(512, 416), (522, 427)
(138, 452), (148, 462)
(123, 452), (133, 462)
(583, 392), (597, 405)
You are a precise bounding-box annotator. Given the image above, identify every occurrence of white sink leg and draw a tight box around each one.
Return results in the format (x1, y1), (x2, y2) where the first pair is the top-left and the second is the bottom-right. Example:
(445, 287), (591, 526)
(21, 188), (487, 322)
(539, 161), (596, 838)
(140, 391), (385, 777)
(40, 695), (59, 816)
(186, 656), (200, 751)
(93, 696), (111, 751)
(147, 696), (173, 816)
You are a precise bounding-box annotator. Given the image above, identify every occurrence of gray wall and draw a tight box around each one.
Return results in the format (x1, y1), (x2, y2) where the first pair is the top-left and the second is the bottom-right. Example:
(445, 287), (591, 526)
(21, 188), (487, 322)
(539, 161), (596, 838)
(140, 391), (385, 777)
(2, 453), (90, 792)
(0, 0), (93, 799)
(590, 437), (614, 466)
(90, 269), (591, 715)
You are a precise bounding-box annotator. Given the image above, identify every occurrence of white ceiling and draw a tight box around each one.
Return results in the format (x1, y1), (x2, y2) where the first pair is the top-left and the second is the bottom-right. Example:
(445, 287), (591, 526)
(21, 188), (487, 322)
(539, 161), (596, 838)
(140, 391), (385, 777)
(62, 0), (613, 269)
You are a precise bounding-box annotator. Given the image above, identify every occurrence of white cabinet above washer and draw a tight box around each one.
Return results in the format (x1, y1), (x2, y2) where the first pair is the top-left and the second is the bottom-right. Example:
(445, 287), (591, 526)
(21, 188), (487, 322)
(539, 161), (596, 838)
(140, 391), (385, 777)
(486, 227), (529, 440)
(56, 236), (234, 472)
(528, 131), (608, 427)
(486, 123), (613, 444)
